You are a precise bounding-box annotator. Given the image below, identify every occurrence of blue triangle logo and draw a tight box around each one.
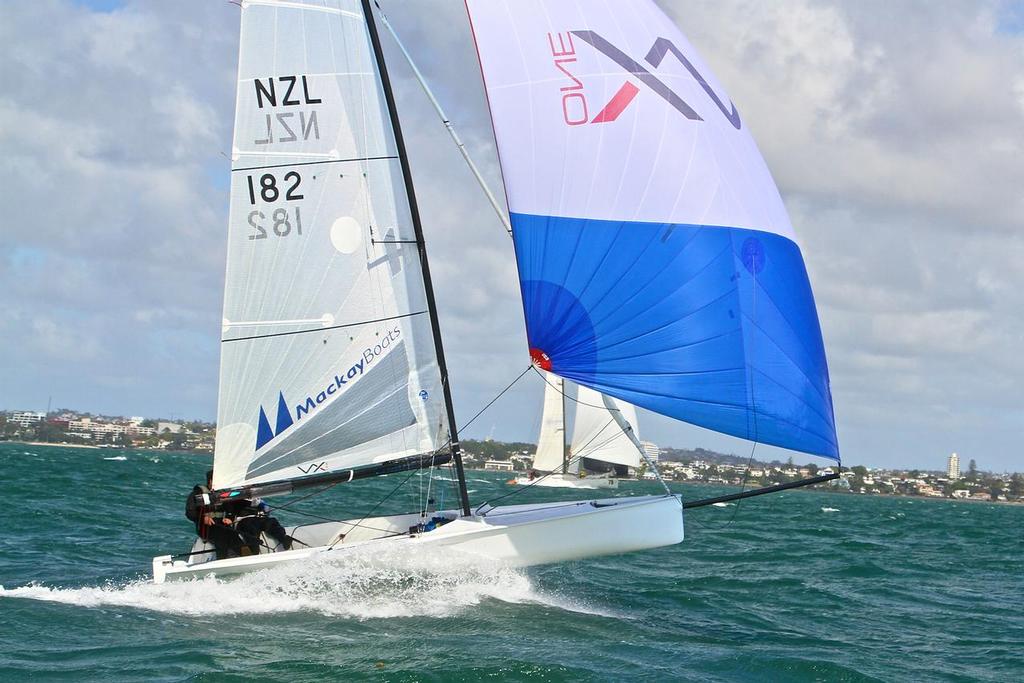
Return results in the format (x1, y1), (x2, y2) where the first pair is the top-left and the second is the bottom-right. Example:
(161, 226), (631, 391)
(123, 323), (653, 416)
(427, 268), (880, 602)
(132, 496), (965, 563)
(275, 391), (293, 435)
(256, 406), (274, 450)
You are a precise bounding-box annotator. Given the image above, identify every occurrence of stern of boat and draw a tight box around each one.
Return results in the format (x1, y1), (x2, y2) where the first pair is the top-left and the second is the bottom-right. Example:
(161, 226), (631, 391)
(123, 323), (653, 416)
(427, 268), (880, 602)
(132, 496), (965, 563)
(152, 555), (173, 584)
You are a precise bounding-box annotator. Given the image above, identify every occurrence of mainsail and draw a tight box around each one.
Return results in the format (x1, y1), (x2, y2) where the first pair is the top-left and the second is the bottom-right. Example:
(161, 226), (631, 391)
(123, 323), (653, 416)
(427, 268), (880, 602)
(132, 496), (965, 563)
(466, 0), (839, 459)
(533, 373), (568, 473)
(213, 0), (450, 490)
(571, 386), (640, 470)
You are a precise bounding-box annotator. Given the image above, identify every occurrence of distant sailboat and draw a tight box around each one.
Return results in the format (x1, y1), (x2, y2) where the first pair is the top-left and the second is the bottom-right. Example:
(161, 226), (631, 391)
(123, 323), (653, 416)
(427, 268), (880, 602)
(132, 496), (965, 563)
(512, 373), (640, 489)
(153, 0), (839, 583)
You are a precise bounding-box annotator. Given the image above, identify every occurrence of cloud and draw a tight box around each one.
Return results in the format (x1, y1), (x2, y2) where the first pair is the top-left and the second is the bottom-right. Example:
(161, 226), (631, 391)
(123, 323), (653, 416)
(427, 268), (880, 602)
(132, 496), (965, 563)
(671, 0), (1024, 468)
(1, 0), (1020, 471)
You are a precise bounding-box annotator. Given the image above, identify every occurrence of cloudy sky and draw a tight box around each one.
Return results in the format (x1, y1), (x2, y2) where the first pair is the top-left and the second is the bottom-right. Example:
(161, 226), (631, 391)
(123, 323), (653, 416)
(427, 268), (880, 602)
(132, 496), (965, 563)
(2, 0), (1022, 472)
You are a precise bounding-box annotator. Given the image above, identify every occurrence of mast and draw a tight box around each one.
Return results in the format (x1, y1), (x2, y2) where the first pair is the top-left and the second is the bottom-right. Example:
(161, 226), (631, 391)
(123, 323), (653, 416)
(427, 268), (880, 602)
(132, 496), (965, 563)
(560, 377), (568, 474)
(362, 0), (471, 517)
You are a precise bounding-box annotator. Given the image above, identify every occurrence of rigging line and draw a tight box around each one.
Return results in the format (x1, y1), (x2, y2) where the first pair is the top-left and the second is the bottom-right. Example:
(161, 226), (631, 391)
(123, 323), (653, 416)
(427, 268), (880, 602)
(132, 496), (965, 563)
(529, 369), (642, 461)
(460, 364), (534, 433)
(530, 366), (609, 409)
(475, 435), (616, 512)
(566, 418), (620, 464)
(259, 365), (534, 524)
(720, 440), (758, 527)
(373, 0), (512, 236)
(222, 310), (427, 343)
(327, 449), (441, 551)
(572, 427), (630, 461)
(285, 506), (406, 536)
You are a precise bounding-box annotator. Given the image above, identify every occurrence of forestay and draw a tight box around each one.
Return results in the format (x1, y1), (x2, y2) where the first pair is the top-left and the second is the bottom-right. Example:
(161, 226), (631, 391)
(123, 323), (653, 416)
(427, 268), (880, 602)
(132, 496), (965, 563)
(466, 0), (839, 459)
(214, 0), (447, 490)
(571, 386), (640, 469)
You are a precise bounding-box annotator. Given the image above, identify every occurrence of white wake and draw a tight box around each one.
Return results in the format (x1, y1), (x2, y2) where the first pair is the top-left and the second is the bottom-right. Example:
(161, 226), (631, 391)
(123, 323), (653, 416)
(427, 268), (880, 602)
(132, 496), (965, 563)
(0, 551), (617, 620)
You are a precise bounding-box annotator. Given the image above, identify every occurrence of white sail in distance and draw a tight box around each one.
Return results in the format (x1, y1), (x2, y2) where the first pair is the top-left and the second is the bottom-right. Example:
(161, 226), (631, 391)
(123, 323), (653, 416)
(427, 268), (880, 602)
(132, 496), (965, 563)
(532, 373), (569, 473)
(213, 0), (447, 490)
(571, 386), (640, 469)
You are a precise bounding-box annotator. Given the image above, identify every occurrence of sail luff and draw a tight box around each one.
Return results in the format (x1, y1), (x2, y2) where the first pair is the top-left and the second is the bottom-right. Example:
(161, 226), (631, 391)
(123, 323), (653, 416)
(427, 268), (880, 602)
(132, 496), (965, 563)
(361, 0), (471, 516)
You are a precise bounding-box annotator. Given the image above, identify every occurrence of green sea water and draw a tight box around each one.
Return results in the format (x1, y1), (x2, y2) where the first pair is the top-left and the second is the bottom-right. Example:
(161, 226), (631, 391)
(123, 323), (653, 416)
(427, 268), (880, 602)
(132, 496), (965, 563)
(0, 442), (1021, 682)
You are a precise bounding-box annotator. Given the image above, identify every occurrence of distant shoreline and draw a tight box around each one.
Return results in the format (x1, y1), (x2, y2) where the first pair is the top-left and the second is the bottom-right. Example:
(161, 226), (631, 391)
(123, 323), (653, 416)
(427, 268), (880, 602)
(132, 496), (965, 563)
(466, 468), (1023, 506)
(1, 440), (211, 455)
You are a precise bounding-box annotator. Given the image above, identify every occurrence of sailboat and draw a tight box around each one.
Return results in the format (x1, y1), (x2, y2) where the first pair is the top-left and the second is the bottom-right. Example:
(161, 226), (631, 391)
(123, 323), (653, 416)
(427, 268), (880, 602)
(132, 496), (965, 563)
(511, 374), (640, 489)
(152, 0), (839, 583)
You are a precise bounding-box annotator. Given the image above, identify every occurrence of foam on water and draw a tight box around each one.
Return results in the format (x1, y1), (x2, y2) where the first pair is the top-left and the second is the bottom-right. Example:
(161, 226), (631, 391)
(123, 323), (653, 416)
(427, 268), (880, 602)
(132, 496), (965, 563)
(821, 507), (840, 512)
(103, 456), (128, 461)
(0, 551), (618, 621)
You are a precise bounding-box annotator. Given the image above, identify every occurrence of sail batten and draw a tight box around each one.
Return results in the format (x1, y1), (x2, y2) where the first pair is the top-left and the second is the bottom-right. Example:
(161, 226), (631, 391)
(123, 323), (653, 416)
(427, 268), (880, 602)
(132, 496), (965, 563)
(466, 0), (839, 459)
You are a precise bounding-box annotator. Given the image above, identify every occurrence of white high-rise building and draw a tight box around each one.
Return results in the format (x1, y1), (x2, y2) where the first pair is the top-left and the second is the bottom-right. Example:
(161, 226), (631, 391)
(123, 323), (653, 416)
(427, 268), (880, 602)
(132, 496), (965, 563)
(640, 440), (660, 463)
(947, 452), (960, 480)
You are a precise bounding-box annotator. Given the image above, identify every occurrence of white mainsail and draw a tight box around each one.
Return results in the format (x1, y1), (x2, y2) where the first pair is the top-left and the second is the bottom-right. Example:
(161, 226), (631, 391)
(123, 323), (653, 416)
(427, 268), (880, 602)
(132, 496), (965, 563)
(570, 386), (641, 470)
(213, 0), (447, 490)
(532, 376), (639, 474)
(532, 372), (568, 473)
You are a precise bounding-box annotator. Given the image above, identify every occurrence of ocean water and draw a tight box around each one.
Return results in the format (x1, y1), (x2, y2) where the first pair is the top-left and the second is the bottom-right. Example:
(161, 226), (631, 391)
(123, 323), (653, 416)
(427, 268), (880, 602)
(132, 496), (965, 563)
(0, 443), (1021, 682)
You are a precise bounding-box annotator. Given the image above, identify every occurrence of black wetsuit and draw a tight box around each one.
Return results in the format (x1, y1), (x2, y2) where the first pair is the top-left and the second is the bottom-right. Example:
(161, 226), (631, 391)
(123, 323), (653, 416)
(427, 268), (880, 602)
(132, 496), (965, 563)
(185, 485), (244, 560)
(234, 511), (292, 553)
(185, 488), (292, 558)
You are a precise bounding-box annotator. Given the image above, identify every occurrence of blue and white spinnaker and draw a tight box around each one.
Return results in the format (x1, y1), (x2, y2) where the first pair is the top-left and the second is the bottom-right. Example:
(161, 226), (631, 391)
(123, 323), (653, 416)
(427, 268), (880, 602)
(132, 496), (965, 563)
(466, 0), (838, 459)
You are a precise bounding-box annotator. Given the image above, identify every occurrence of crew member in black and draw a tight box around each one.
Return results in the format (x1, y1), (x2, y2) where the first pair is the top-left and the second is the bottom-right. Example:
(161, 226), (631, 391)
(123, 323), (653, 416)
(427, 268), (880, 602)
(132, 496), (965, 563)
(185, 470), (294, 558)
(185, 470), (244, 560)
(232, 500), (293, 553)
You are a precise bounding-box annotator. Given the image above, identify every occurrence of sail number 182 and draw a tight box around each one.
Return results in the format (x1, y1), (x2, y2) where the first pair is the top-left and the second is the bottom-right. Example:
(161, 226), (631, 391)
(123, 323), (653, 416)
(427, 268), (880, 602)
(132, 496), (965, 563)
(246, 171), (304, 241)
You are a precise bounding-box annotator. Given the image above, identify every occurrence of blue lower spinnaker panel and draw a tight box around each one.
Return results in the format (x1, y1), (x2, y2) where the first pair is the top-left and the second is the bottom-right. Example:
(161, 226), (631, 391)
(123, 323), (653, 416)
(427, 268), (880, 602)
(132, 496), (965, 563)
(512, 212), (838, 460)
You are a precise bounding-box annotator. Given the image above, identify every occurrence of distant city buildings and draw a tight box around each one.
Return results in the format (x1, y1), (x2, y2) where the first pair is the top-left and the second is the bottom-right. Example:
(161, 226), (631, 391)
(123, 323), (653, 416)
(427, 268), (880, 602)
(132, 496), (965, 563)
(9, 411), (45, 428)
(1, 409), (213, 451)
(947, 452), (960, 480)
(483, 459), (513, 471)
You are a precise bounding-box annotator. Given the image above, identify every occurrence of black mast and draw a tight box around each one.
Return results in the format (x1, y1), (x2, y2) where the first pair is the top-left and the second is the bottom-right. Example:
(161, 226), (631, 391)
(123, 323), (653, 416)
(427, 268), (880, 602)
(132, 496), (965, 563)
(362, 0), (471, 517)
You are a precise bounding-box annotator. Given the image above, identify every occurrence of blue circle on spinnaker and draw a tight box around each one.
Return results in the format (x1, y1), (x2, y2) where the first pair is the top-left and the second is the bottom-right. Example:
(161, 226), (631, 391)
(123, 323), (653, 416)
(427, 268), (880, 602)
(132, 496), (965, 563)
(741, 237), (766, 274)
(520, 279), (597, 380)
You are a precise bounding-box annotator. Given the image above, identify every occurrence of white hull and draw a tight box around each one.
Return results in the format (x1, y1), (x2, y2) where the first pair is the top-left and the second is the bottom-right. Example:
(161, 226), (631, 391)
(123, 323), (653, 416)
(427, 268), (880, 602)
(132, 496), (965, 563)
(153, 494), (682, 583)
(511, 472), (618, 489)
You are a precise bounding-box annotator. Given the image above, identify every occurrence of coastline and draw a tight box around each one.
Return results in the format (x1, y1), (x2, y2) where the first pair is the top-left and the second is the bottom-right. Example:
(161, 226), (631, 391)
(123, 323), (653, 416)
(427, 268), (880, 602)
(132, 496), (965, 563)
(466, 468), (1023, 506)
(2, 440), (212, 456)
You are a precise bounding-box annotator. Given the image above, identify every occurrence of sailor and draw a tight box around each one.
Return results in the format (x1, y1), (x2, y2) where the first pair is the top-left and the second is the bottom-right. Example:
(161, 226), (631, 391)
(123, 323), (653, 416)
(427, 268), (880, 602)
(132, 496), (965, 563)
(185, 470), (245, 560)
(232, 499), (294, 554)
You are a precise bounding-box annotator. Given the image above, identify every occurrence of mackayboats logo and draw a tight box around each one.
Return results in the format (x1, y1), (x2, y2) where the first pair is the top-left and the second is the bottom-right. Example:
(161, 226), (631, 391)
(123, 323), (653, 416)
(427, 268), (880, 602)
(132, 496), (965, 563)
(547, 30), (741, 129)
(254, 326), (402, 450)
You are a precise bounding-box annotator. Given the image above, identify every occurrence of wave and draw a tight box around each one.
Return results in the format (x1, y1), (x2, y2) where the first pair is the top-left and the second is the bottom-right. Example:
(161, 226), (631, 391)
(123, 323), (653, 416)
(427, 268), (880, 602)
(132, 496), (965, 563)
(0, 549), (619, 621)
(821, 507), (840, 512)
(103, 456), (128, 461)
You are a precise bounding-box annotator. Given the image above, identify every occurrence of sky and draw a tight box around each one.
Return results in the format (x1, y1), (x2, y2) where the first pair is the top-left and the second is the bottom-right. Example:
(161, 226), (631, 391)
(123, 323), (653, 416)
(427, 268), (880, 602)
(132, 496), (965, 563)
(1, 0), (1022, 472)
